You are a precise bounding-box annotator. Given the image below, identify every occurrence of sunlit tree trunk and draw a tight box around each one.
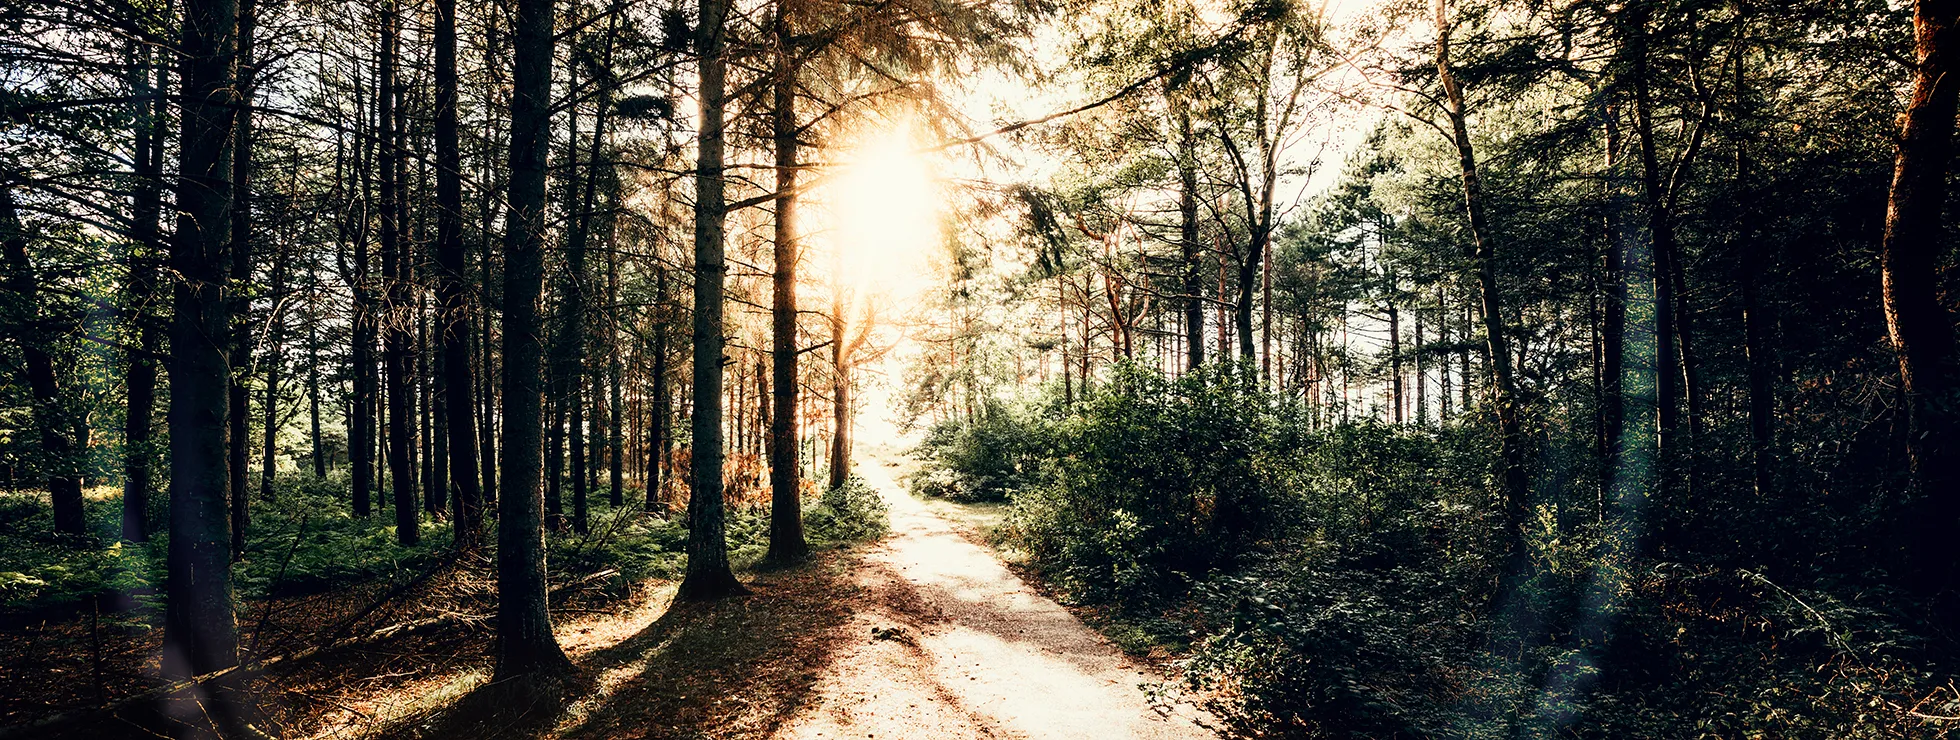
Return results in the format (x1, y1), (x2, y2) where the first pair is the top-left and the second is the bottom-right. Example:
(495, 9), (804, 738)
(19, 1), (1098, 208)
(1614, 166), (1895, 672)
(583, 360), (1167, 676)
(1882, 0), (1960, 595)
(1436, 0), (1529, 564)
(768, 0), (810, 562)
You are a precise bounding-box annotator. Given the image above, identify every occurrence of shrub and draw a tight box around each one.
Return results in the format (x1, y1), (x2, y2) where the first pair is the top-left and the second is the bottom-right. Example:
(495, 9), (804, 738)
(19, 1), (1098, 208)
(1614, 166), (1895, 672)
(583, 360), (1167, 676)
(910, 400), (1050, 502)
(998, 362), (1303, 603)
(807, 477), (889, 544)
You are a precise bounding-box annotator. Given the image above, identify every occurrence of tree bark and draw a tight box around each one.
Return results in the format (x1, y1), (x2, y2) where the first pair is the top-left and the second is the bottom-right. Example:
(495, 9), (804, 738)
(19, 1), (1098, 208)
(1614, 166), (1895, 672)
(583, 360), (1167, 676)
(349, 70), (377, 519)
(259, 252), (286, 502)
(495, 0), (573, 679)
(435, 0), (483, 550)
(228, 0), (258, 560)
(679, 0), (747, 600)
(649, 266), (671, 513)
(124, 49), (166, 543)
(1436, 0), (1530, 565)
(768, 0), (810, 563)
(1883, 0), (1960, 595)
(1178, 105), (1205, 371)
(163, 0), (245, 720)
(380, 0), (419, 547)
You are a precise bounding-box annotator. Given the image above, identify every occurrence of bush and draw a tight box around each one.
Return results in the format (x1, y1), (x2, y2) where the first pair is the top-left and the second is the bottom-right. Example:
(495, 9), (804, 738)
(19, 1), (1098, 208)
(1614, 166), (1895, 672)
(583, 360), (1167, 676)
(915, 364), (1960, 738)
(910, 400), (1049, 502)
(807, 477), (889, 544)
(999, 362), (1303, 603)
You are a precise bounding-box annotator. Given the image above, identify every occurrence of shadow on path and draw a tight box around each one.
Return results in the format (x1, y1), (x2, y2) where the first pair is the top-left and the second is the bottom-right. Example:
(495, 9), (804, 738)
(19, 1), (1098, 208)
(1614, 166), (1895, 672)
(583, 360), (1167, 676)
(378, 552), (862, 740)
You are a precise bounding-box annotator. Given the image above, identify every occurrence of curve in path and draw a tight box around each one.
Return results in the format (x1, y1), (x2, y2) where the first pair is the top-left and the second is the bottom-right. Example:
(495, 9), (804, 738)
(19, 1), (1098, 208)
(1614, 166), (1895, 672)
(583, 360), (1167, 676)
(772, 449), (1216, 740)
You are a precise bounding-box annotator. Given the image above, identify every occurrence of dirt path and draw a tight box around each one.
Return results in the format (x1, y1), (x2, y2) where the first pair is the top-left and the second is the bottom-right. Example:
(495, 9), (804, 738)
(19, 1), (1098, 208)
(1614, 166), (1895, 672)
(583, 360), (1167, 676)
(771, 449), (1216, 740)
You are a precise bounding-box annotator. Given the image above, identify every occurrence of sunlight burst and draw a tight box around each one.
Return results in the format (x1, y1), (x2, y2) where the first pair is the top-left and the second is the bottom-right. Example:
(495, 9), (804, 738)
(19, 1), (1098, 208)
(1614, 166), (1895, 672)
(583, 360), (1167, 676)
(827, 123), (940, 300)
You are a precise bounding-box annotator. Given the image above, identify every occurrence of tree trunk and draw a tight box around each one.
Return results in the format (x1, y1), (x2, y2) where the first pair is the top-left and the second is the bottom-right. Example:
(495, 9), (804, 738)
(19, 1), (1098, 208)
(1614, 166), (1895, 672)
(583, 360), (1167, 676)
(767, 0), (810, 563)
(435, 0), (482, 549)
(309, 278), (327, 478)
(495, 0), (572, 679)
(1179, 105), (1204, 370)
(1734, 77), (1776, 502)
(1436, 0), (1529, 564)
(1598, 96), (1627, 510)
(163, 0), (244, 719)
(123, 50), (166, 543)
(259, 254), (286, 502)
(380, 0), (419, 547)
(649, 267), (670, 513)
(1883, 0), (1960, 595)
(1388, 292), (1403, 424)
(349, 70), (376, 519)
(0, 188), (86, 537)
(228, 0), (258, 560)
(679, 0), (748, 600)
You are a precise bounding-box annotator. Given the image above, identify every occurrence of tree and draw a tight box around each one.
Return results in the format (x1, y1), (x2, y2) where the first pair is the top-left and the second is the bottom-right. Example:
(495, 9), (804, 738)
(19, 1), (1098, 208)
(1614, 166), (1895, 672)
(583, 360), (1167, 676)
(767, 0), (810, 563)
(679, 0), (748, 600)
(436, 0), (485, 551)
(496, 0), (574, 679)
(380, 0), (420, 547)
(1881, 0), (1960, 596)
(123, 42), (168, 543)
(163, 0), (247, 723)
(1433, 0), (1529, 567)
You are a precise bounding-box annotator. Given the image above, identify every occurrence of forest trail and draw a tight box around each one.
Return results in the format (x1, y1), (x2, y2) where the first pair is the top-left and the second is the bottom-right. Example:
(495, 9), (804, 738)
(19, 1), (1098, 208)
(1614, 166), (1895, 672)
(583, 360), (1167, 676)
(770, 448), (1217, 740)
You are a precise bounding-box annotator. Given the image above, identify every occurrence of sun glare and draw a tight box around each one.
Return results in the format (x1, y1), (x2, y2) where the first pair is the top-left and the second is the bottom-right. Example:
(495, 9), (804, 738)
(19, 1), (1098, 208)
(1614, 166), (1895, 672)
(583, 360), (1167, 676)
(826, 124), (940, 300)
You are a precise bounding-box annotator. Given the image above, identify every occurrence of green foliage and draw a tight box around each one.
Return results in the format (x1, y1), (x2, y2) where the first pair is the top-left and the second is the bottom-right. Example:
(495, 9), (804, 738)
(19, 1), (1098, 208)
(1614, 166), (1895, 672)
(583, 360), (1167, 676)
(1001, 362), (1303, 602)
(921, 363), (1959, 739)
(807, 477), (891, 544)
(910, 401), (1049, 502)
(0, 492), (159, 616)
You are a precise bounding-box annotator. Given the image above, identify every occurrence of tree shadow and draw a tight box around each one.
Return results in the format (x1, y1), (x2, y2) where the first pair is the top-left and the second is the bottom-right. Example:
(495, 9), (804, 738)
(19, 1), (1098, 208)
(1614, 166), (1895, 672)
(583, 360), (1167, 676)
(376, 551), (862, 740)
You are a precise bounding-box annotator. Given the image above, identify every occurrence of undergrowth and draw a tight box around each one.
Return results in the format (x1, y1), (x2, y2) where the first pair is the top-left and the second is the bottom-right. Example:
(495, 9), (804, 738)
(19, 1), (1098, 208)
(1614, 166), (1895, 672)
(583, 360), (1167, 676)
(912, 362), (1960, 739)
(2, 469), (890, 624)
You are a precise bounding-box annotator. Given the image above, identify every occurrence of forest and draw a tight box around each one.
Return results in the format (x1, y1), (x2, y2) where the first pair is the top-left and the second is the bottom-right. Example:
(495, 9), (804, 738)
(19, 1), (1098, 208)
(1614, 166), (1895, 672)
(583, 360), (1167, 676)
(3, 0), (1960, 736)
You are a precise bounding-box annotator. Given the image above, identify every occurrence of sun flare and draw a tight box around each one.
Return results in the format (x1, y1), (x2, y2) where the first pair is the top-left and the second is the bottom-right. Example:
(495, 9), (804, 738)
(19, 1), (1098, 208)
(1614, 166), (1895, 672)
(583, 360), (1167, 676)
(825, 123), (940, 301)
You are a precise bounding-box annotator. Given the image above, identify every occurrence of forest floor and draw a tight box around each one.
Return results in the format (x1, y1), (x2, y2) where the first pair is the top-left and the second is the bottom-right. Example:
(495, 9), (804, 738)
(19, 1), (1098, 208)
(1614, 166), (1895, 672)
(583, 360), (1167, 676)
(1, 446), (1215, 740)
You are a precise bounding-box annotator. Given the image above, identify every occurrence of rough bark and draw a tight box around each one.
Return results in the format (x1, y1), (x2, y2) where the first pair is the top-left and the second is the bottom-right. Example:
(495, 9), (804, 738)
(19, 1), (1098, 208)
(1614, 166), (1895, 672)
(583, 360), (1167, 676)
(163, 0), (245, 720)
(768, 0), (809, 562)
(228, 0), (258, 560)
(1436, 0), (1530, 564)
(679, 0), (747, 599)
(380, 0), (419, 546)
(495, 0), (573, 679)
(1882, 0), (1960, 594)
(435, 0), (483, 550)
(124, 50), (166, 543)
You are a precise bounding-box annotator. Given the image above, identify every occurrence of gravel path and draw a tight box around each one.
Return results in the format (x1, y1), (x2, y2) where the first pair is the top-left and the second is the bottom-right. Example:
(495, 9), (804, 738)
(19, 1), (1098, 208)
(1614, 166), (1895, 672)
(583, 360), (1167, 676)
(772, 450), (1217, 740)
